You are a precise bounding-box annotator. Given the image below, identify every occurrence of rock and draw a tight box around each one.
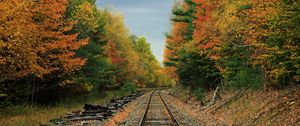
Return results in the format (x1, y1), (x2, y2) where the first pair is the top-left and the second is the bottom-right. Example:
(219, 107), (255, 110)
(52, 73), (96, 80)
(108, 106), (116, 110)
(289, 101), (295, 105)
(49, 91), (144, 125)
(69, 116), (104, 121)
(82, 110), (109, 114)
(108, 102), (118, 107)
(102, 111), (113, 117)
(83, 113), (97, 116)
(72, 110), (82, 114)
(117, 103), (123, 107)
(65, 112), (77, 118)
(84, 104), (108, 111)
(56, 121), (65, 125)
(81, 121), (89, 126)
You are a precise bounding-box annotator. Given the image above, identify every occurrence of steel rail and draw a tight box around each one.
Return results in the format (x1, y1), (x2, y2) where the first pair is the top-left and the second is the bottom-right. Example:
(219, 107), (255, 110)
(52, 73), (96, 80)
(138, 91), (154, 126)
(158, 91), (180, 126)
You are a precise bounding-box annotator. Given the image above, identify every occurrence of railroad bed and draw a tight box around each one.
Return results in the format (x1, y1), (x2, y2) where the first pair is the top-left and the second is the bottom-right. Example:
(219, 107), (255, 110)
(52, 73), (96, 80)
(121, 90), (202, 126)
(50, 90), (202, 125)
(139, 91), (179, 126)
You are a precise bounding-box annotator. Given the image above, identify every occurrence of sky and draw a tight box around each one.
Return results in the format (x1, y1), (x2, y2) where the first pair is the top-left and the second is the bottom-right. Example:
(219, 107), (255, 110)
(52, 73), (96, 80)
(96, 0), (174, 63)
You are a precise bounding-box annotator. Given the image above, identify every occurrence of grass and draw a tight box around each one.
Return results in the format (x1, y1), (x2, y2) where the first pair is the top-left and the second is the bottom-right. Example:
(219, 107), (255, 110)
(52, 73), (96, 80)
(0, 90), (130, 126)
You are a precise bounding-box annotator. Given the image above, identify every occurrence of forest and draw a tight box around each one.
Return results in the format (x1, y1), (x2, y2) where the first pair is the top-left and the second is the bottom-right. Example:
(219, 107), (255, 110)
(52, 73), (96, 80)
(161, 1), (300, 124)
(164, 0), (299, 93)
(0, 0), (299, 125)
(0, 0), (171, 108)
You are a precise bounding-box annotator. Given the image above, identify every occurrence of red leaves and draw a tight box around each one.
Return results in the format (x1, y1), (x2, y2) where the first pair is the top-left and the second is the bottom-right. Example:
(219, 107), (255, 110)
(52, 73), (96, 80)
(192, 0), (215, 49)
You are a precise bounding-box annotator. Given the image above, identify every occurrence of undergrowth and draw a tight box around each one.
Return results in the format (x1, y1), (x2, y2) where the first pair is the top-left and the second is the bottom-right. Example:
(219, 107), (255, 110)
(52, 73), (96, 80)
(0, 90), (132, 126)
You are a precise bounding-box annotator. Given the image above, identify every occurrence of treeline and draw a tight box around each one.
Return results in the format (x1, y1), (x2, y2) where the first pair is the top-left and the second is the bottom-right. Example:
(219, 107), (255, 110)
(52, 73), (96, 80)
(164, 0), (299, 92)
(0, 0), (168, 107)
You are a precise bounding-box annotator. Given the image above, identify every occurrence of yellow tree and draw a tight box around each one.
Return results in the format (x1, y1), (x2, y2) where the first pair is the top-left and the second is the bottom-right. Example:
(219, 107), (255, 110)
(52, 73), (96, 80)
(102, 13), (140, 85)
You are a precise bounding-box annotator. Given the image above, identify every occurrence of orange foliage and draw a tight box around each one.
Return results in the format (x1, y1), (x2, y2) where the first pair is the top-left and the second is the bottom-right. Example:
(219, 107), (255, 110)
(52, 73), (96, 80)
(163, 22), (189, 79)
(0, 0), (87, 80)
(35, 0), (88, 75)
(166, 22), (189, 48)
(164, 22), (188, 61)
(162, 67), (179, 81)
(107, 40), (124, 65)
(241, 0), (280, 66)
(192, 0), (220, 52)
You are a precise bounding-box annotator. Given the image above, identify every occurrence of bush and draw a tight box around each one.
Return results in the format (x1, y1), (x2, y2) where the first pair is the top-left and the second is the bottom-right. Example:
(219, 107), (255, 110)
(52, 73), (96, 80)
(1, 105), (29, 115)
(176, 50), (221, 90)
(193, 87), (206, 101)
(227, 67), (263, 90)
(118, 81), (136, 96)
(239, 4), (253, 10)
(0, 93), (11, 109)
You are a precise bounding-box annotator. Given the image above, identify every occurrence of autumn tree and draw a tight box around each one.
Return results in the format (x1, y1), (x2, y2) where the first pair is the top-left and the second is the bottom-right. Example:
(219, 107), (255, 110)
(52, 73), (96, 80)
(131, 36), (163, 87)
(163, 1), (192, 81)
(64, 0), (117, 92)
(0, 0), (87, 105)
(164, 0), (220, 90)
(0, 0), (163, 107)
(165, 0), (300, 90)
(102, 13), (141, 87)
(262, 1), (300, 87)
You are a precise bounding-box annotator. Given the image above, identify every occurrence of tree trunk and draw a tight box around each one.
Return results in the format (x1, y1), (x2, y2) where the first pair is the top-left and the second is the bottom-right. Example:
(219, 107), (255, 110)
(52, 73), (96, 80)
(263, 68), (267, 91)
(25, 76), (30, 103)
(31, 75), (36, 107)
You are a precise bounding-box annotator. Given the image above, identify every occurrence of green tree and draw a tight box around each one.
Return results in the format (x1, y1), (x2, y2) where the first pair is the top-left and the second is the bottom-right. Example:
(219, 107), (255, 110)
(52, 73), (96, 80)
(65, 1), (116, 91)
(175, 48), (220, 90)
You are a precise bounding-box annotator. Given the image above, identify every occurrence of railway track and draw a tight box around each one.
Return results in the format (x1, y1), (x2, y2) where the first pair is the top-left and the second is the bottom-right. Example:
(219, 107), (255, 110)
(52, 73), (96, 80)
(138, 91), (180, 126)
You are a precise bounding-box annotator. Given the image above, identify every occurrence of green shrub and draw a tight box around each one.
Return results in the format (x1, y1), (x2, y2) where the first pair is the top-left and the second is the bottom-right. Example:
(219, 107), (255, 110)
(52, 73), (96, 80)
(227, 67), (263, 90)
(2, 105), (28, 115)
(118, 81), (136, 96)
(193, 87), (206, 101)
(239, 4), (253, 10)
(175, 50), (221, 90)
(0, 93), (12, 109)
